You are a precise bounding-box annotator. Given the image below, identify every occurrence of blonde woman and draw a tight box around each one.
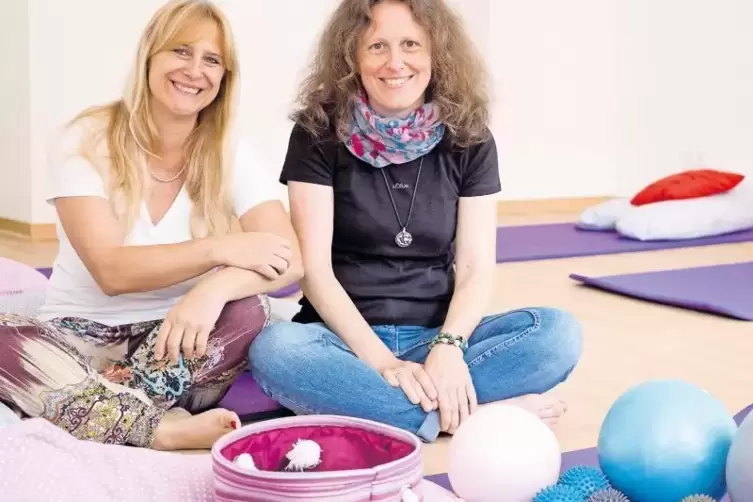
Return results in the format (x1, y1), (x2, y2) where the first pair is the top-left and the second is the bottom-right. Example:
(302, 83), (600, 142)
(250, 0), (582, 442)
(0, 0), (301, 450)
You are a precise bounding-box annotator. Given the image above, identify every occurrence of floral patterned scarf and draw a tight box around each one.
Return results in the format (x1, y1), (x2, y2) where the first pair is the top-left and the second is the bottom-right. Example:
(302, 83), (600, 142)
(343, 90), (446, 168)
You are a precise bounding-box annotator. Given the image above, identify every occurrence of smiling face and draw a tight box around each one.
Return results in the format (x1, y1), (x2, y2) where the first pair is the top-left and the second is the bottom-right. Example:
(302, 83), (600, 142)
(356, 1), (432, 118)
(147, 19), (226, 121)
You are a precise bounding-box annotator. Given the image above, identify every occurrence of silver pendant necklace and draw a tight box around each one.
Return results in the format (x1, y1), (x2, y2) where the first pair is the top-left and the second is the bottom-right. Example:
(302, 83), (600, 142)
(380, 158), (423, 248)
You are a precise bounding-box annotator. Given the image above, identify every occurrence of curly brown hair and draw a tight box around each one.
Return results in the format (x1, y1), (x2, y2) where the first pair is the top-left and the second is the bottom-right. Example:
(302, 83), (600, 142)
(290, 0), (491, 148)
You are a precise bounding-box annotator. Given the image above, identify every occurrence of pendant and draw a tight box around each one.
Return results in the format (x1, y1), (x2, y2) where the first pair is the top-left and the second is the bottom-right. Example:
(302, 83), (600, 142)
(395, 228), (413, 248)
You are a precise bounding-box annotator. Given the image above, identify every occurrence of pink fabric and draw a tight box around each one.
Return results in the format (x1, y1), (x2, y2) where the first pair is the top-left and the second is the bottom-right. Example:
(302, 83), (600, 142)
(212, 415), (441, 501)
(220, 424), (416, 471)
(0, 418), (214, 501)
(0, 258), (48, 295)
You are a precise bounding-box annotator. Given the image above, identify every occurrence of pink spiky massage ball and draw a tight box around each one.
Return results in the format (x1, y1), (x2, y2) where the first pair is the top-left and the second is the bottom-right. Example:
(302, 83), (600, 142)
(448, 405), (561, 502)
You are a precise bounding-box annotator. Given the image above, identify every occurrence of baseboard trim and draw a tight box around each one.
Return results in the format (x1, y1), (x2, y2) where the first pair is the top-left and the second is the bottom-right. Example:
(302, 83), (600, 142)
(496, 196), (610, 218)
(0, 218), (57, 241)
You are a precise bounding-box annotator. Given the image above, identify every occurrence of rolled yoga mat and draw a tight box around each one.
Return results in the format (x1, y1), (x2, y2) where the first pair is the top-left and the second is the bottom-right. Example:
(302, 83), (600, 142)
(495, 223), (753, 263)
(569, 261), (753, 321)
(425, 403), (753, 501)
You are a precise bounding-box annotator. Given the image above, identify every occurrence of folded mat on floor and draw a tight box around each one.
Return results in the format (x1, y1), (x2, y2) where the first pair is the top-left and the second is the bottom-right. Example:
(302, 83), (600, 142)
(426, 403), (753, 501)
(569, 261), (753, 320)
(495, 223), (753, 262)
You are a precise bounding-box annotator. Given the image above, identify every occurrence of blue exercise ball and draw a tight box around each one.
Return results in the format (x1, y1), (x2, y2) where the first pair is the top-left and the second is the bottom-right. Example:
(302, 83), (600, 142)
(597, 380), (737, 502)
(726, 407), (753, 502)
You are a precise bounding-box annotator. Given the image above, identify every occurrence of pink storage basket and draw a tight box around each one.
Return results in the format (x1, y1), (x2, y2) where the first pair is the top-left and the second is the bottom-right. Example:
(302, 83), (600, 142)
(211, 414), (459, 501)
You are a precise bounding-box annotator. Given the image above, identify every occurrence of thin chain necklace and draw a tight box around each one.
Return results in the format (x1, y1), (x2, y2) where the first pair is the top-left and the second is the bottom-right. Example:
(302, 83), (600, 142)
(380, 157), (423, 248)
(148, 164), (187, 183)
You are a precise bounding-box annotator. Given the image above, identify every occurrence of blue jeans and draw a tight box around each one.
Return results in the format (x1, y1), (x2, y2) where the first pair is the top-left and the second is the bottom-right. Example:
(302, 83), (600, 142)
(248, 307), (583, 442)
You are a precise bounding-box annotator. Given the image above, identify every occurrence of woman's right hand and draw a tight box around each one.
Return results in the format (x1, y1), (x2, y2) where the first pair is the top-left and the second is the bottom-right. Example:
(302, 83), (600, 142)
(380, 359), (439, 413)
(216, 232), (293, 280)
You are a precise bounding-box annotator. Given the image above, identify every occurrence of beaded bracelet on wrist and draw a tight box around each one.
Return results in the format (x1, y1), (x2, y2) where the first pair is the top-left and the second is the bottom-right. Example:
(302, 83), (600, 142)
(429, 332), (468, 352)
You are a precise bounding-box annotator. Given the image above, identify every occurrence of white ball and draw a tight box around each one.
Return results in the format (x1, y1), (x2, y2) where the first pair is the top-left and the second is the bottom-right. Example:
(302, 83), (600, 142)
(447, 405), (561, 502)
(233, 453), (257, 471)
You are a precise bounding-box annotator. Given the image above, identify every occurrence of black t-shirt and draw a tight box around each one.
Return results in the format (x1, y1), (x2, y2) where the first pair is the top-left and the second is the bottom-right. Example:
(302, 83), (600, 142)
(279, 122), (501, 328)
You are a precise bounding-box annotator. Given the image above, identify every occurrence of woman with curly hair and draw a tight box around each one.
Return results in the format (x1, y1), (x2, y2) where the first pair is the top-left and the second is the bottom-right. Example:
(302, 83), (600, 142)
(250, 0), (583, 441)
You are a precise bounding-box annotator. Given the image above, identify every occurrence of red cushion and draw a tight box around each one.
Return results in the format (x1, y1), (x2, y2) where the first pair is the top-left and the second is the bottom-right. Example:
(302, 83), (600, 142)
(631, 169), (745, 206)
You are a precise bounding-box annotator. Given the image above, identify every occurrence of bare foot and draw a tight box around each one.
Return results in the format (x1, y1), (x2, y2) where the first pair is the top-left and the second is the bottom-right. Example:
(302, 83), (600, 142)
(163, 407), (191, 420)
(152, 408), (240, 451)
(498, 393), (568, 426)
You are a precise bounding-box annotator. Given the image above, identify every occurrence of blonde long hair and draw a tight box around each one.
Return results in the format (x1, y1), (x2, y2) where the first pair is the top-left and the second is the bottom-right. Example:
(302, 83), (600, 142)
(69, 0), (239, 237)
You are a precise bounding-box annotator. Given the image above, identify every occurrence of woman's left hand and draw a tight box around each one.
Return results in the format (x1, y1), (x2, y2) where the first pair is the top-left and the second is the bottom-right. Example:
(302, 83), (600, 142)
(154, 284), (226, 364)
(423, 343), (477, 434)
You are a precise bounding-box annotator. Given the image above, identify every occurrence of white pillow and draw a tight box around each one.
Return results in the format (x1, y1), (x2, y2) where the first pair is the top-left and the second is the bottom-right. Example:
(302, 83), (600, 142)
(615, 181), (753, 241)
(577, 198), (632, 230)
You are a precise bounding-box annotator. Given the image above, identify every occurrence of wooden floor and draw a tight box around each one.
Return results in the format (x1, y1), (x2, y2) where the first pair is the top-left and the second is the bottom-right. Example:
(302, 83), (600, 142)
(3, 212), (752, 477)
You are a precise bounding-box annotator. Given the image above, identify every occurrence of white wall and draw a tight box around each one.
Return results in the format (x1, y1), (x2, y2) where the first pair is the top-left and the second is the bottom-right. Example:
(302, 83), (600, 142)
(1, 0), (752, 224)
(220, 0), (343, 183)
(615, 0), (753, 195)
(488, 0), (753, 199)
(489, 0), (620, 199)
(0, 1), (31, 222)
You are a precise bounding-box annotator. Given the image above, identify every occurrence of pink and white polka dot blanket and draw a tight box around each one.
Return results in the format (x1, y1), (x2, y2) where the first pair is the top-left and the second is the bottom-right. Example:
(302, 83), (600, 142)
(0, 418), (215, 501)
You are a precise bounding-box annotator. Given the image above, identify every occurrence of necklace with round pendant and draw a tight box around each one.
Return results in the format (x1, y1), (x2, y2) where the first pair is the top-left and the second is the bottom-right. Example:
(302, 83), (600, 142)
(395, 228), (413, 248)
(380, 158), (423, 248)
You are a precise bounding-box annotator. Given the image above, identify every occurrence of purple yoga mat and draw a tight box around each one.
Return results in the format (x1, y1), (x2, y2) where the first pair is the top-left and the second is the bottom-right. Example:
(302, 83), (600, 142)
(35, 267), (299, 298)
(495, 223), (753, 262)
(217, 371), (288, 419)
(426, 404), (753, 500)
(570, 261), (753, 321)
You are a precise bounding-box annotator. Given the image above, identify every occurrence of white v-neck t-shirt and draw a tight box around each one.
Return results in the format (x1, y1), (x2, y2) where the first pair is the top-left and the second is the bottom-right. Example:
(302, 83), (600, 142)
(36, 122), (280, 326)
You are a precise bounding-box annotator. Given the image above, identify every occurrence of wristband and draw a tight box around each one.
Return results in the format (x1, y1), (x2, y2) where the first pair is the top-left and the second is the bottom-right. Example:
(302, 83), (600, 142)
(429, 332), (468, 353)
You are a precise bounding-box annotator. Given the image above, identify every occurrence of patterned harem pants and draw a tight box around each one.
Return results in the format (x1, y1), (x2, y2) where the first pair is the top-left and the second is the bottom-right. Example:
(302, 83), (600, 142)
(0, 295), (269, 448)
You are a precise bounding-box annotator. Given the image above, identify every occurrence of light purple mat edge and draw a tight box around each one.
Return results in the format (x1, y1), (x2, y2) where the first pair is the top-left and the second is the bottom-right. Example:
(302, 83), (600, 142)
(495, 223), (753, 262)
(569, 261), (753, 321)
(426, 403), (753, 501)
